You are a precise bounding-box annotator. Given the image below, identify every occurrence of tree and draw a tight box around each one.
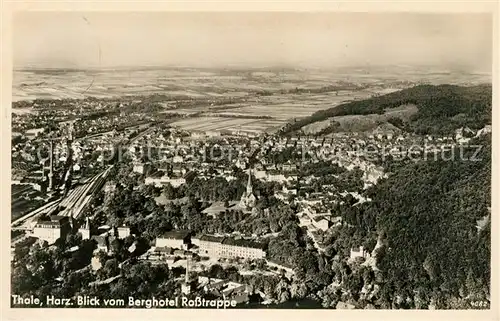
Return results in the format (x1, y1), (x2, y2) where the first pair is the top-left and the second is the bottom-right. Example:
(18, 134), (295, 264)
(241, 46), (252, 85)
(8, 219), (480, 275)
(208, 264), (225, 279)
(66, 233), (82, 248)
(255, 259), (266, 270)
(110, 238), (124, 259)
(11, 266), (35, 294)
(102, 258), (119, 279)
(290, 282), (308, 299)
(96, 250), (108, 266)
(279, 290), (291, 303)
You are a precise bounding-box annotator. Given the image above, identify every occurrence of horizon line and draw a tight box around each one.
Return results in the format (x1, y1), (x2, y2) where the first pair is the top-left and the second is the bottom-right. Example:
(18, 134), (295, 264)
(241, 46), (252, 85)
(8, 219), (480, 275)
(13, 63), (492, 74)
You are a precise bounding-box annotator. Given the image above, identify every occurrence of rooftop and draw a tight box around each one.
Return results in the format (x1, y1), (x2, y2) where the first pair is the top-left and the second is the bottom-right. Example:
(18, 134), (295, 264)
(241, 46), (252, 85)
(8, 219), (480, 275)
(313, 215), (330, 222)
(197, 234), (225, 243)
(201, 201), (239, 215)
(159, 230), (190, 240)
(49, 215), (68, 222)
(36, 215), (69, 226)
(196, 234), (265, 250)
(221, 237), (265, 250)
(92, 235), (108, 247)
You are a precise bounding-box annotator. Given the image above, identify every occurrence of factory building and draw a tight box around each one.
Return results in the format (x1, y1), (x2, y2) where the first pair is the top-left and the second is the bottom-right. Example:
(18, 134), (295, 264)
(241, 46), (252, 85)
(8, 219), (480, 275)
(32, 215), (71, 244)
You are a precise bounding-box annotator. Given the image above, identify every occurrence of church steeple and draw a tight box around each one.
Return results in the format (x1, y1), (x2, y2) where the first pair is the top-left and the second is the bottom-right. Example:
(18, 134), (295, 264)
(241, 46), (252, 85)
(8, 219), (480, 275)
(240, 167), (257, 211)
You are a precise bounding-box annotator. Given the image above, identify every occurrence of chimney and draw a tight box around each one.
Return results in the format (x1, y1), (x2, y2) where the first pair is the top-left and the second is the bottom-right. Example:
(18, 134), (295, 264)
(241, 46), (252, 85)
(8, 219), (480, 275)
(185, 257), (190, 283)
(48, 140), (54, 191)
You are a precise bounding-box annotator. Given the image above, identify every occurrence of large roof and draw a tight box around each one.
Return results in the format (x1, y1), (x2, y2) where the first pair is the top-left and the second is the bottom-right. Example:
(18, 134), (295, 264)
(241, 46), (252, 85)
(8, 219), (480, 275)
(196, 234), (265, 250)
(159, 230), (190, 240)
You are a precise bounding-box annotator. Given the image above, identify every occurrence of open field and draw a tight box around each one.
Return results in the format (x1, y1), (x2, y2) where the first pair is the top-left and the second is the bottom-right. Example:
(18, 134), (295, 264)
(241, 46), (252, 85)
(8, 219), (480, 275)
(13, 67), (490, 102)
(170, 117), (280, 133)
(13, 67), (490, 135)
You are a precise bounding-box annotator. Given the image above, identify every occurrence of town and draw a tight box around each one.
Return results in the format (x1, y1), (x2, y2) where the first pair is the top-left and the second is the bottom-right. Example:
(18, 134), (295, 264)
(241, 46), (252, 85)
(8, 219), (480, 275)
(10, 92), (492, 308)
(8, 9), (494, 312)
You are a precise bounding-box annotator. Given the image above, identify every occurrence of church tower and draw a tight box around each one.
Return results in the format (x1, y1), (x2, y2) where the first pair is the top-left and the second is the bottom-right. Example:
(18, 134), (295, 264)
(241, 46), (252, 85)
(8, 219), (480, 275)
(246, 168), (253, 194)
(239, 168), (257, 210)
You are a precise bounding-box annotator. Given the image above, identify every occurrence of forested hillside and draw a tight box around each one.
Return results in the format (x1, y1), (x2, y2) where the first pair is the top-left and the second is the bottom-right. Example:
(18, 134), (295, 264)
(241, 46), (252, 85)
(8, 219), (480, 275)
(280, 84), (491, 136)
(374, 136), (490, 307)
(330, 134), (491, 308)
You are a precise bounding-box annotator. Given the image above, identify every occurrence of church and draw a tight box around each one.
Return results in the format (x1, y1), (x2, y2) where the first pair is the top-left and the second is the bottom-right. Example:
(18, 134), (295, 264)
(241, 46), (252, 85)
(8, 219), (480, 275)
(239, 168), (257, 210)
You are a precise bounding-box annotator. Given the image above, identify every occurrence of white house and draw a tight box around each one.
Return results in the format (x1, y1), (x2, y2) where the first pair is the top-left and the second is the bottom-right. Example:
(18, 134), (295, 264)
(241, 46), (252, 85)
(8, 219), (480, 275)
(350, 246), (370, 260)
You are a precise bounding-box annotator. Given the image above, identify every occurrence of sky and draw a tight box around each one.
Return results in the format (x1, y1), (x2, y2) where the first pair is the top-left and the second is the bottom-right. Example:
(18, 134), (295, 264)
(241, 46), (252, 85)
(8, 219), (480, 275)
(13, 12), (493, 72)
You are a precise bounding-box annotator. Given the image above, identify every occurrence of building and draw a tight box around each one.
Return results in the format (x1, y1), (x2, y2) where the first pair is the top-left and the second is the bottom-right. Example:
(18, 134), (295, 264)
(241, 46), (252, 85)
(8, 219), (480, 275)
(133, 162), (149, 175)
(330, 216), (342, 227)
(172, 155), (184, 163)
(254, 170), (267, 180)
(201, 201), (239, 218)
(206, 131), (222, 138)
(92, 235), (109, 253)
(191, 237), (201, 247)
(171, 164), (186, 176)
(199, 277), (227, 292)
(239, 169), (257, 210)
(145, 176), (186, 188)
(350, 246), (370, 260)
(155, 231), (191, 250)
(32, 215), (71, 244)
(195, 235), (224, 257)
(91, 256), (102, 271)
(298, 214), (313, 227)
(139, 246), (174, 265)
(117, 226), (131, 239)
(312, 216), (331, 231)
(78, 217), (91, 240)
(266, 172), (287, 183)
(25, 127), (44, 138)
(197, 277), (250, 304)
(191, 132), (206, 139)
(48, 140), (54, 191)
(196, 235), (265, 260)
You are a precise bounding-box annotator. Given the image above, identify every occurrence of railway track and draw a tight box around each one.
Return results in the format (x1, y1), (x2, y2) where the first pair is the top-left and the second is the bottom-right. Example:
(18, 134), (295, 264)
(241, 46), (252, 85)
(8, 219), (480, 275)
(11, 167), (112, 229)
(11, 123), (156, 230)
(58, 167), (111, 218)
(11, 199), (61, 228)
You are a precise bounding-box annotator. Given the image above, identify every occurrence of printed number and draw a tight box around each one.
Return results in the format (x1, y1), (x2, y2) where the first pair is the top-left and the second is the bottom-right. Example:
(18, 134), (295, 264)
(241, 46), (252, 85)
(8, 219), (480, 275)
(470, 301), (489, 308)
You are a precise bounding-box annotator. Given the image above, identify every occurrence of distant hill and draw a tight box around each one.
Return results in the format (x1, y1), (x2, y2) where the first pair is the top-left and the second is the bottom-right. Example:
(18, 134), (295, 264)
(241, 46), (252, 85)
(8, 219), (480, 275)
(280, 84), (492, 136)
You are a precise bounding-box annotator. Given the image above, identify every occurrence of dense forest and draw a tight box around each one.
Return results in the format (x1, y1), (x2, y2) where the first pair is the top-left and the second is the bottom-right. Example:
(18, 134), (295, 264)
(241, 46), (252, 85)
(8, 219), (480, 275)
(327, 134), (491, 308)
(280, 84), (492, 136)
(374, 136), (490, 307)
